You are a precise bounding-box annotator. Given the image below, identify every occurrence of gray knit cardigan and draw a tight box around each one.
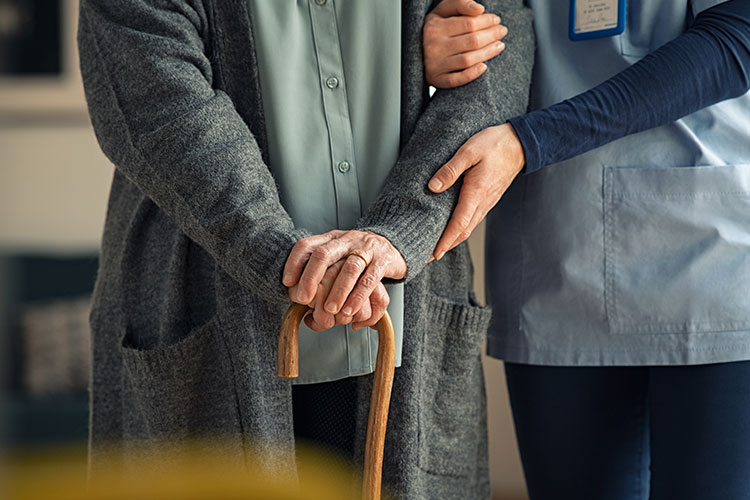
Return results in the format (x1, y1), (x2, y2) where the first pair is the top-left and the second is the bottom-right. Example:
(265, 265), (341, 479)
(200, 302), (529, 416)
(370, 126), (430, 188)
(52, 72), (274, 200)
(78, 0), (533, 498)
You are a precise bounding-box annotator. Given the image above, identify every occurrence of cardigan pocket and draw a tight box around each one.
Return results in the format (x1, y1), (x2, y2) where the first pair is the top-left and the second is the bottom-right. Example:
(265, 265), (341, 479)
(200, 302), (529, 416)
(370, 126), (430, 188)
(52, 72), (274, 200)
(418, 292), (492, 478)
(120, 315), (243, 440)
(604, 164), (750, 335)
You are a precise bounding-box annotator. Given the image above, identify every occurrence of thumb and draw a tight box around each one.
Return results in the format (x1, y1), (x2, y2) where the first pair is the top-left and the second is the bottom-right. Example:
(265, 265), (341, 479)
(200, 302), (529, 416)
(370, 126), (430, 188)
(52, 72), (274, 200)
(431, 0), (485, 18)
(428, 147), (476, 193)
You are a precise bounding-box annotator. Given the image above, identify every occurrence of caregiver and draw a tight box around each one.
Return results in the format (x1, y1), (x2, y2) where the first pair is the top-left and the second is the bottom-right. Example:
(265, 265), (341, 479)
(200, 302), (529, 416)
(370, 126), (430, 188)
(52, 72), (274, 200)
(425, 1), (750, 499)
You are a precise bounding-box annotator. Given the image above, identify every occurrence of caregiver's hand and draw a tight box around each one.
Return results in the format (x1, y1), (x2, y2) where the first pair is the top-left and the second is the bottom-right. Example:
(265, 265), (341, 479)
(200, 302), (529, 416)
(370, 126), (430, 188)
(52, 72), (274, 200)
(283, 230), (406, 327)
(424, 0), (508, 88)
(428, 123), (525, 259)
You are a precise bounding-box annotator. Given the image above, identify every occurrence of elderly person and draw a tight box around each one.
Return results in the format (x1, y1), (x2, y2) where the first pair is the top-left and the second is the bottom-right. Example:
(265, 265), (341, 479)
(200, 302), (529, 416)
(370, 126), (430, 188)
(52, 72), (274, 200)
(78, 0), (533, 497)
(422, 0), (750, 498)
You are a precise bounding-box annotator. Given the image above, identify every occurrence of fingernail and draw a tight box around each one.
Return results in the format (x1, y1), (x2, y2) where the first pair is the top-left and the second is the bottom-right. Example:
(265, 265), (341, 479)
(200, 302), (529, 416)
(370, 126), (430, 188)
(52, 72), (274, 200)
(436, 251), (445, 260)
(428, 179), (442, 191)
(500, 25), (508, 36)
(426, 257), (435, 264)
(496, 41), (505, 51)
(325, 302), (337, 313)
(342, 306), (353, 316)
(480, 63), (488, 72)
(494, 15), (501, 24)
(282, 273), (292, 285)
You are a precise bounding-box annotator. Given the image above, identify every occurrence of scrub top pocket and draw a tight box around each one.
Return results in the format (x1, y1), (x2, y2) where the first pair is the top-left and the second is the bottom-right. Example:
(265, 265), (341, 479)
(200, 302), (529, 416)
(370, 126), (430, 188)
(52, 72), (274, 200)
(604, 164), (750, 335)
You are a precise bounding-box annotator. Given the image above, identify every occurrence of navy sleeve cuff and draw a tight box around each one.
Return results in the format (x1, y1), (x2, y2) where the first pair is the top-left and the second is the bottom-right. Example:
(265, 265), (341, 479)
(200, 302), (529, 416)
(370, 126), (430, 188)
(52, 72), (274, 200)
(508, 115), (542, 175)
(511, 0), (750, 172)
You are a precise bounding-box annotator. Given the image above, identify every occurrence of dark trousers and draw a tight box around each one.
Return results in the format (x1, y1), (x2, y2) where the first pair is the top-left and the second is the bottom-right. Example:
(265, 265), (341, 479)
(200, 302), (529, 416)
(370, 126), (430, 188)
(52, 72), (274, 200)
(292, 376), (358, 461)
(505, 361), (750, 500)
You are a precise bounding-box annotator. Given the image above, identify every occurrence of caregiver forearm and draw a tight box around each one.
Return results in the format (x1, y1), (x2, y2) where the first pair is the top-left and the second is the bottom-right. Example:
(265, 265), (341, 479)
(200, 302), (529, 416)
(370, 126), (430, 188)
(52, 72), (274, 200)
(427, 0), (750, 257)
(513, 0), (750, 174)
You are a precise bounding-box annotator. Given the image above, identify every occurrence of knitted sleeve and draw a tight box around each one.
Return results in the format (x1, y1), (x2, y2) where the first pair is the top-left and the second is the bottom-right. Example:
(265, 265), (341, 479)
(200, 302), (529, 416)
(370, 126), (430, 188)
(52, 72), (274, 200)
(357, 0), (535, 281)
(78, 0), (310, 304)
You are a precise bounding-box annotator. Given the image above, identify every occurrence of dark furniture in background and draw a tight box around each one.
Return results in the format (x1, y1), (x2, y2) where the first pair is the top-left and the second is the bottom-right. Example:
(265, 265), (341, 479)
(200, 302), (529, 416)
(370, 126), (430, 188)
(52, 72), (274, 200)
(0, 253), (97, 447)
(0, 0), (63, 76)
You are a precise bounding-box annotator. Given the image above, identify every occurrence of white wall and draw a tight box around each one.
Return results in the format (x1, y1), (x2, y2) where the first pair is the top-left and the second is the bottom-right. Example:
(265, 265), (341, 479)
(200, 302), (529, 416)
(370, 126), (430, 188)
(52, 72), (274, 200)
(0, 124), (112, 253)
(0, 123), (528, 499)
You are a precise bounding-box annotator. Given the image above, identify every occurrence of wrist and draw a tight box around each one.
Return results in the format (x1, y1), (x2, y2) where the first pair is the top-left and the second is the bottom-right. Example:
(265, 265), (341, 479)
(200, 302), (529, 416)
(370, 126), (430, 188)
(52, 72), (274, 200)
(497, 123), (525, 176)
(362, 231), (407, 280)
(506, 116), (541, 174)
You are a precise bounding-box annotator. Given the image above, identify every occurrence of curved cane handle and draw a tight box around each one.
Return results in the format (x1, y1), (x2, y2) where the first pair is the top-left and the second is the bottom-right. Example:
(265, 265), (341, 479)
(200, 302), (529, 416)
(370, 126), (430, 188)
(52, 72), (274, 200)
(277, 303), (308, 379)
(277, 303), (395, 500)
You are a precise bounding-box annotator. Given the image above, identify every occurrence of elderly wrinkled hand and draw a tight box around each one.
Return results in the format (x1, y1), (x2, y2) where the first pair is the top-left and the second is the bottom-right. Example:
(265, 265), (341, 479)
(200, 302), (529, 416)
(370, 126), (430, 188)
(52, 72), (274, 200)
(283, 230), (406, 331)
(424, 0), (508, 89)
(288, 265), (391, 332)
(428, 123), (526, 260)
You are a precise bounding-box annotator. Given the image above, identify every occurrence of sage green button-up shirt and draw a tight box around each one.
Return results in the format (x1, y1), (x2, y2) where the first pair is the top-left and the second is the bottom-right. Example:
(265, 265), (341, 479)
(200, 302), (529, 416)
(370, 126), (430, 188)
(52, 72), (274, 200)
(248, 0), (403, 384)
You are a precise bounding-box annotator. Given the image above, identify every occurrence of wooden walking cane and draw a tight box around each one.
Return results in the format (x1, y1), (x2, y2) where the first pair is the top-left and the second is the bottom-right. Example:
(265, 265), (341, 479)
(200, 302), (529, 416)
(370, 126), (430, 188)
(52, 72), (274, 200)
(278, 303), (396, 500)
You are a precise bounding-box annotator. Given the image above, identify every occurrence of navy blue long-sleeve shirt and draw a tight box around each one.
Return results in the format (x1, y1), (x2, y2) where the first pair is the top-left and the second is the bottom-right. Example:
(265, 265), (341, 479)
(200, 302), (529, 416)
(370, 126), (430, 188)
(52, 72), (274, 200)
(510, 0), (750, 175)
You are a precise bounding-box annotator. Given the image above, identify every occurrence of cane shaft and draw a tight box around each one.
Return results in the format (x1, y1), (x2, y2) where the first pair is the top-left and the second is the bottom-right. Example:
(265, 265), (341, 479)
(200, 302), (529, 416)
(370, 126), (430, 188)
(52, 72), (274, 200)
(277, 303), (395, 500)
(362, 312), (395, 500)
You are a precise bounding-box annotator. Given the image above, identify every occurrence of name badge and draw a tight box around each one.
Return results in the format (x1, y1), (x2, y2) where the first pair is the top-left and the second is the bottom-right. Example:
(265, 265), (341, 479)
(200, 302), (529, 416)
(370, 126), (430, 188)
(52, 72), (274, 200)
(569, 0), (626, 41)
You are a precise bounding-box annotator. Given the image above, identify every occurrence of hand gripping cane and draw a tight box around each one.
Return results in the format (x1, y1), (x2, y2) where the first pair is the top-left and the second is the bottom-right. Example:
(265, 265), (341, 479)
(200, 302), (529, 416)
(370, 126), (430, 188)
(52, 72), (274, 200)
(278, 303), (395, 500)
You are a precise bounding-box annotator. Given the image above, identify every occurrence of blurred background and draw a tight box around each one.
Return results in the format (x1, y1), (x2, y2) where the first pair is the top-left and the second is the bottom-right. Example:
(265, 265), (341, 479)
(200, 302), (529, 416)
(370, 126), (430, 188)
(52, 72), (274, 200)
(0, 0), (109, 485)
(0, 1), (528, 498)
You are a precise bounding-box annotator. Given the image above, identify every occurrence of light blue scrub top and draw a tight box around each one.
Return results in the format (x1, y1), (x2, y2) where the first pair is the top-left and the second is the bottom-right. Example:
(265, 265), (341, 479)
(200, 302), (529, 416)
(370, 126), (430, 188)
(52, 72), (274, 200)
(487, 0), (750, 366)
(248, 1), (403, 383)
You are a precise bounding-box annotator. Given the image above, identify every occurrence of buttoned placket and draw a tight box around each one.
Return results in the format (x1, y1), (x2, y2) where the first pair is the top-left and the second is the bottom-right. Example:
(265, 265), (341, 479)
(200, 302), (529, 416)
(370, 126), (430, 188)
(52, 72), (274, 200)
(308, 0), (372, 373)
(308, 0), (362, 231)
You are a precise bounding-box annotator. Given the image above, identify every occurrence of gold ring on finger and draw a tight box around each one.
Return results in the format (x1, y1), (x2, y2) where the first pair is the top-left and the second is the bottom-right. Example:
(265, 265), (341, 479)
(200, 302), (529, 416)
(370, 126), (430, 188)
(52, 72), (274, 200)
(348, 250), (370, 268)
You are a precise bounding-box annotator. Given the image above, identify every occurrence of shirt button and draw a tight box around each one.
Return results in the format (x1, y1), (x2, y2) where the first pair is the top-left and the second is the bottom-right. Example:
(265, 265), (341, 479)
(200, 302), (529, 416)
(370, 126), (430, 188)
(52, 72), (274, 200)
(326, 76), (339, 89)
(337, 161), (351, 173)
(314, 0), (327, 5)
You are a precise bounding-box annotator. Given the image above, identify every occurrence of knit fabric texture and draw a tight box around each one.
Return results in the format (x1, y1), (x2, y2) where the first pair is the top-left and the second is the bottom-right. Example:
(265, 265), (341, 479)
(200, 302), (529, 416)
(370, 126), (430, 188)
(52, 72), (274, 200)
(78, 0), (534, 498)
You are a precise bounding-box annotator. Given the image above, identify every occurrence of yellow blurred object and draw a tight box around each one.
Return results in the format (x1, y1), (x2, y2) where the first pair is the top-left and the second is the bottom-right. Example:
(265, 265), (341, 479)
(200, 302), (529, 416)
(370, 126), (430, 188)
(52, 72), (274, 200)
(3, 441), (363, 500)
